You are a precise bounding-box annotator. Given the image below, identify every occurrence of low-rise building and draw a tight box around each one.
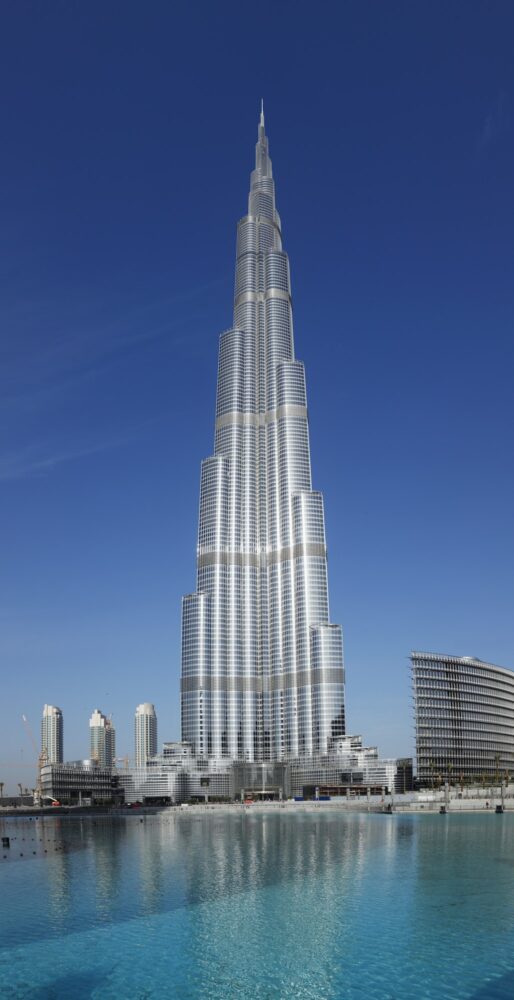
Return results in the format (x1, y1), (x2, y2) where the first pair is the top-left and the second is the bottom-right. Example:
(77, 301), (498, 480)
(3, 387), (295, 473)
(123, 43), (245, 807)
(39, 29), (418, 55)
(40, 760), (120, 805)
(117, 744), (231, 804)
(115, 737), (411, 804)
(289, 738), (412, 797)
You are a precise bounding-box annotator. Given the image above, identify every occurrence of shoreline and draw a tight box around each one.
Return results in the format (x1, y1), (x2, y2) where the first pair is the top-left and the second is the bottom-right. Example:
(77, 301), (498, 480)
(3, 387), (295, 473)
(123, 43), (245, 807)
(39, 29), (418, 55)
(1, 796), (512, 820)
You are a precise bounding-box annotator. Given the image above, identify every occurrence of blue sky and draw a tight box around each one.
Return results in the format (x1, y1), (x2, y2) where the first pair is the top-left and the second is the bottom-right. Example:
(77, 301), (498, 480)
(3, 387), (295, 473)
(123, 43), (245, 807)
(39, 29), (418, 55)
(1, 2), (513, 791)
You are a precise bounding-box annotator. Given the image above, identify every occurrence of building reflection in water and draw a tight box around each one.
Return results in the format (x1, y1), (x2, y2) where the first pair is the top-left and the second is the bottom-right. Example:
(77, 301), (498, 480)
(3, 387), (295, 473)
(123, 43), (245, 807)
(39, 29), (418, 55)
(10, 805), (510, 999)
(148, 809), (389, 907)
(137, 821), (165, 914)
(90, 818), (125, 920)
(40, 818), (73, 929)
(158, 810), (403, 990)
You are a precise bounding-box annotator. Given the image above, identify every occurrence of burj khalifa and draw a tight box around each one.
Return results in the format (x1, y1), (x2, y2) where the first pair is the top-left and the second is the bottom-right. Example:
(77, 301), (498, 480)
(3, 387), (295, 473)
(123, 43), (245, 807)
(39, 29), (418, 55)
(181, 106), (345, 763)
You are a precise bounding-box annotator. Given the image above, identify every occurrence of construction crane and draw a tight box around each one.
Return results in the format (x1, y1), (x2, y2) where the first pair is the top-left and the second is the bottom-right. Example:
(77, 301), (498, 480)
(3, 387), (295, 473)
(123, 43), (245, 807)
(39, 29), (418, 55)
(21, 715), (47, 806)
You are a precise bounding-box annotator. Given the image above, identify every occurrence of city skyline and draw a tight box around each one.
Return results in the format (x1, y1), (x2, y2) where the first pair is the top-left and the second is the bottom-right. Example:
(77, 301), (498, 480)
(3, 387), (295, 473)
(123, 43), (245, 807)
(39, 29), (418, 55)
(37, 702), (158, 767)
(2, 4), (513, 791)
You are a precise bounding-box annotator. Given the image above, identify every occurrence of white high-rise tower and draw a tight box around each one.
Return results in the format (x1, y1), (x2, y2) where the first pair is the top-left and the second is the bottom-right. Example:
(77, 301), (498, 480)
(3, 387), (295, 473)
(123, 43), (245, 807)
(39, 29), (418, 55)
(89, 708), (116, 768)
(134, 703), (158, 765)
(41, 704), (63, 763)
(181, 108), (345, 762)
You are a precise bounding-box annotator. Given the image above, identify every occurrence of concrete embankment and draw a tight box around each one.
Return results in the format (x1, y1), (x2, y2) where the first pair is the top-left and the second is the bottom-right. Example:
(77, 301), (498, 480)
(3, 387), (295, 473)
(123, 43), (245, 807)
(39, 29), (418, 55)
(2, 792), (513, 820)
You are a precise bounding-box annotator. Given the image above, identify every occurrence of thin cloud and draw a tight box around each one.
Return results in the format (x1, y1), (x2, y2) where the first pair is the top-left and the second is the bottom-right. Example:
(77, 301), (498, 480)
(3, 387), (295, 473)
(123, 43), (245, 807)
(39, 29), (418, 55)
(0, 422), (159, 483)
(0, 277), (225, 416)
(477, 92), (510, 151)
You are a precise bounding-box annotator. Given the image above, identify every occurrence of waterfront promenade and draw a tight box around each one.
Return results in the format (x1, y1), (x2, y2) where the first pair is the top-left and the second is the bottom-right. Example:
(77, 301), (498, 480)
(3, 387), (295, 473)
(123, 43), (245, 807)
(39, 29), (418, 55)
(1, 785), (513, 818)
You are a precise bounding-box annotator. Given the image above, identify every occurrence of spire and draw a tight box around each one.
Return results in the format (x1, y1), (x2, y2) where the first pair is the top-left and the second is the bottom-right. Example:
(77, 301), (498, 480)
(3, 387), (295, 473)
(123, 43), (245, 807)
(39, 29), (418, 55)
(258, 99), (266, 142)
(253, 100), (273, 188)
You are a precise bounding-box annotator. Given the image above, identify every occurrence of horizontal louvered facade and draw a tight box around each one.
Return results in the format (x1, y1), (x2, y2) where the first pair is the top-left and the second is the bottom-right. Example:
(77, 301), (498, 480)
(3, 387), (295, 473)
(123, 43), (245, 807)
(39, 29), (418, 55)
(411, 652), (514, 784)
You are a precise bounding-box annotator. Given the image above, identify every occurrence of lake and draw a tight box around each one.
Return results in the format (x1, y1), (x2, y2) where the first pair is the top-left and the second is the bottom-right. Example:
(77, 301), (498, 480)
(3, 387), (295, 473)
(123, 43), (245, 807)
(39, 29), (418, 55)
(1, 809), (514, 998)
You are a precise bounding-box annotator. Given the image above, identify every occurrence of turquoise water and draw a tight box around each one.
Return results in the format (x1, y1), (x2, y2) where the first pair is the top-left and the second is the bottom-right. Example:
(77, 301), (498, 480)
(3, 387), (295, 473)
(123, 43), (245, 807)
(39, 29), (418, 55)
(1, 810), (514, 998)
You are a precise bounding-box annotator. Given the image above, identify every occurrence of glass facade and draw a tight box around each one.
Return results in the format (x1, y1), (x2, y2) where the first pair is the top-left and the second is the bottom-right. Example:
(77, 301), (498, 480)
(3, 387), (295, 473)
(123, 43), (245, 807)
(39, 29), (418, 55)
(40, 761), (119, 805)
(134, 703), (158, 766)
(181, 108), (345, 762)
(411, 651), (514, 784)
(116, 741), (412, 804)
(89, 708), (116, 769)
(41, 704), (63, 764)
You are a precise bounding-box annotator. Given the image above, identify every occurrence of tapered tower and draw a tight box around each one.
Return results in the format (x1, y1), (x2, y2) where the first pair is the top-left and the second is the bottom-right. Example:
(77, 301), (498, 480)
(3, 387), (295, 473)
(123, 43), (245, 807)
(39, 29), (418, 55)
(181, 107), (345, 762)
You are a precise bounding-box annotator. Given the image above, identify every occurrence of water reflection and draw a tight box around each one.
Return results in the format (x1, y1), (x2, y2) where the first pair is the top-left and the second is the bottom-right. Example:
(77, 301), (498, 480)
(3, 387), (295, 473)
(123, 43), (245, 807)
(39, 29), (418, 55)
(170, 810), (375, 907)
(2, 809), (514, 998)
(46, 831), (72, 927)
(137, 820), (166, 914)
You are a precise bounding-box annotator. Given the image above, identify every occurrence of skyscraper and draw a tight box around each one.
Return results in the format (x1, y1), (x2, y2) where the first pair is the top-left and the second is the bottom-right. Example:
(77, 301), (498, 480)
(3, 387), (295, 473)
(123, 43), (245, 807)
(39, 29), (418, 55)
(89, 708), (116, 768)
(135, 703), (158, 765)
(181, 107), (345, 763)
(41, 704), (63, 763)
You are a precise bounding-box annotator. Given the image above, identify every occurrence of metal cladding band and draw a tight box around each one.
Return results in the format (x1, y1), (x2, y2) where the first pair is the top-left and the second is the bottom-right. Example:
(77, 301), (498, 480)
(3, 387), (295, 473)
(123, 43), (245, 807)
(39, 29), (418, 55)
(196, 542), (327, 568)
(180, 668), (344, 694)
(234, 288), (291, 307)
(181, 107), (345, 762)
(215, 403), (307, 430)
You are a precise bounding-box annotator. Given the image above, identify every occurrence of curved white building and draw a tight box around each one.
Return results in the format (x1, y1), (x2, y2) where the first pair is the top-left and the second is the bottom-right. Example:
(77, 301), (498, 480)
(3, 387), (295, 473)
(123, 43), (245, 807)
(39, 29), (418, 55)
(411, 651), (514, 784)
(181, 108), (345, 762)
